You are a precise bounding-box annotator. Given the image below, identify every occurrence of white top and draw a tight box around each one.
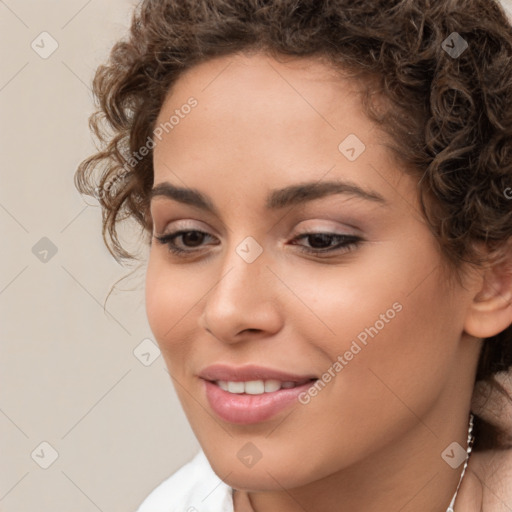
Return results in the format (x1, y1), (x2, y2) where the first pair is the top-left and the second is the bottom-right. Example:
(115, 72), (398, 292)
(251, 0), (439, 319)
(136, 450), (234, 512)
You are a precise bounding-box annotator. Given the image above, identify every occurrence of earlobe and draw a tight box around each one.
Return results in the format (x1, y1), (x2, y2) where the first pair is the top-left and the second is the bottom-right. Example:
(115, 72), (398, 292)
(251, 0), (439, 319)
(463, 251), (512, 339)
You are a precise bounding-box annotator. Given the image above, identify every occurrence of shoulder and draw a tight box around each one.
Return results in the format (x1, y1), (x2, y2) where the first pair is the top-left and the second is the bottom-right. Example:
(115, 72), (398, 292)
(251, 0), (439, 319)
(136, 450), (234, 512)
(481, 449), (512, 510)
(467, 448), (512, 511)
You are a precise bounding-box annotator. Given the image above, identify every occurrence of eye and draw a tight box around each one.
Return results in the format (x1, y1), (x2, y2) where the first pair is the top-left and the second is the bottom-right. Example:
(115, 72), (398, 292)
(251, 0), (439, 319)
(290, 232), (362, 256)
(154, 229), (362, 259)
(153, 230), (216, 255)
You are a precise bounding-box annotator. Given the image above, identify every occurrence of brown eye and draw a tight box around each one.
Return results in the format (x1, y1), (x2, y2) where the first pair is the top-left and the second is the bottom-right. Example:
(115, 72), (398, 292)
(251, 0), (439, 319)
(180, 231), (206, 247)
(154, 230), (217, 255)
(290, 233), (362, 256)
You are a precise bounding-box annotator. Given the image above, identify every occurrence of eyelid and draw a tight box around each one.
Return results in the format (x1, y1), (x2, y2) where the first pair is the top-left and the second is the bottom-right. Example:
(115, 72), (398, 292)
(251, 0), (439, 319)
(154, 223), (364, 261)
(154, 218), (363, 239)
(291, 219), (363, 237)
(154, 218), (213, 236)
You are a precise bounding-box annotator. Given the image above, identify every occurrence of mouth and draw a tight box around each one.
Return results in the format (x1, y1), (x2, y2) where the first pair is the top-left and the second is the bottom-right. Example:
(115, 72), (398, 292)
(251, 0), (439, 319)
(198, 363), (318, 384)
(212, 378), (316, 395)
(201, 376), (318, 425)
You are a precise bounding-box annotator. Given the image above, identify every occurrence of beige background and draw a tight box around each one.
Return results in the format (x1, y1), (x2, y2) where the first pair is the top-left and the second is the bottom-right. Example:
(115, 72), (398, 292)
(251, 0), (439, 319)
(0, 2), (200, 511)
(1, 1), (512, 511)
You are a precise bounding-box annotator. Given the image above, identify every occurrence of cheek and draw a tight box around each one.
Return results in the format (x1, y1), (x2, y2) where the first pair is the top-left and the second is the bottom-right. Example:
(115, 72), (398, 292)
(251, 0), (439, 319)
(145, 258), (172, 342)
(144, 255), (200, 357)
(283, 237), (459, 409)
(230, 245), (461, 481)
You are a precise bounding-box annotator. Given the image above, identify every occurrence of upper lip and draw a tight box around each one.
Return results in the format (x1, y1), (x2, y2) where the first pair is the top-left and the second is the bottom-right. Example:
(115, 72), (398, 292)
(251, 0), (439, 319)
(198, 364), (318, 383)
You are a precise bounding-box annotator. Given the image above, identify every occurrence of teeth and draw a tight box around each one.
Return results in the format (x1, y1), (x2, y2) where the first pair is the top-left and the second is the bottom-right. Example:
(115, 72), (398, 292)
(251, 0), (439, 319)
(216, 379), (303, 395)
(264, 379), (281, 392)
(245, 380), (265, 395)
(217, 381), (229, 391)
(226, 381), (244, 394)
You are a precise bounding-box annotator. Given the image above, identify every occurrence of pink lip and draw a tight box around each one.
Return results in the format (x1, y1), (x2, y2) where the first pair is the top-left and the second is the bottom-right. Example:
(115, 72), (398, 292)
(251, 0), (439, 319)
(198, 363), (317, 382)
(203, 380), (316, 424)
(199, 364), (318, 425)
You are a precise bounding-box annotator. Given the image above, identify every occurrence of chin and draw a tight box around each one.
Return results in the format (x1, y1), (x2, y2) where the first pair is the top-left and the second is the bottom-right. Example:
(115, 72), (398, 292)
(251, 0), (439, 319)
(203, 446), (321, 492)
(216, 467), (301, 493)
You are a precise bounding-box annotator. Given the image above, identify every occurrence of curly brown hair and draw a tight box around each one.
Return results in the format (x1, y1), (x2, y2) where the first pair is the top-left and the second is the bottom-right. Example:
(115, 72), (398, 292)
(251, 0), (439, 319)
(75, 0), (512, 451)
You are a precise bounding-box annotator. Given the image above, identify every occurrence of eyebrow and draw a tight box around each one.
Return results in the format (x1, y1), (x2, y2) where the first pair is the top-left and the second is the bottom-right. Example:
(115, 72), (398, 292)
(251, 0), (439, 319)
(149, 180), (387, 216)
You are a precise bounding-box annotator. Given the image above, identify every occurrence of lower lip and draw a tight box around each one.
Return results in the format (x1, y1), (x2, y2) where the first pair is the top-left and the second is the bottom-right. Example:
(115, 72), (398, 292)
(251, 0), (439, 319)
(203, 379), (316, 425)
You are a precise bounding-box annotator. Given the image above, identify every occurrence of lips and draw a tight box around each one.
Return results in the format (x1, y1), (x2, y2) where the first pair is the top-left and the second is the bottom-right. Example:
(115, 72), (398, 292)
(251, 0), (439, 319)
(199, 364), (318, 424)
(198, 363), (317, 383)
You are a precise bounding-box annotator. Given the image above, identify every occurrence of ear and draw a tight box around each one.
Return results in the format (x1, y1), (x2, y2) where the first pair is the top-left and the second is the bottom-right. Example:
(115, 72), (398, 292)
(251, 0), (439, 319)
(464, 243), (512, 338)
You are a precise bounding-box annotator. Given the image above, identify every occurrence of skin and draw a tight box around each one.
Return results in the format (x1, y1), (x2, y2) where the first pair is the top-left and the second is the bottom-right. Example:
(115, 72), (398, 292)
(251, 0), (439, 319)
(144, 52), (512, 511)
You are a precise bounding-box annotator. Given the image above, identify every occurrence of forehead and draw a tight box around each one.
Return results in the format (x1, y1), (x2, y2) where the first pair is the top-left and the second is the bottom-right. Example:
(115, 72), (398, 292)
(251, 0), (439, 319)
(151, 52), (407, 211)
(154, 52), (371, 144)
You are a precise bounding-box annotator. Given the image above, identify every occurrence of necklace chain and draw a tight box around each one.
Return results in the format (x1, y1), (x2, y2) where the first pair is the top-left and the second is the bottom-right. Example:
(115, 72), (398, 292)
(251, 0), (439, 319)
(233, 413), (476, 512)
(446, 412), (475, 512)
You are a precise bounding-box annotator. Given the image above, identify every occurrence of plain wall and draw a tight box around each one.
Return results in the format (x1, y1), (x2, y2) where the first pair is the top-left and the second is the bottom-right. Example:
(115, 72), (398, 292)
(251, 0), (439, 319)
(0, 2), (200, 511)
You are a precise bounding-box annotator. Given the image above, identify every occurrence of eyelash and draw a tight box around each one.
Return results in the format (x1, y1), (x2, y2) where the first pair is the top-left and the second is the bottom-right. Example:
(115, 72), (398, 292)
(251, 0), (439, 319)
(153, 230), (362, 258)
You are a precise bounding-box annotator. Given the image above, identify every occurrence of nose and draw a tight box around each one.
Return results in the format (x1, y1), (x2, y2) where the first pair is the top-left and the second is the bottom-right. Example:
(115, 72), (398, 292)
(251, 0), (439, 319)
(198, 246), (283, 344)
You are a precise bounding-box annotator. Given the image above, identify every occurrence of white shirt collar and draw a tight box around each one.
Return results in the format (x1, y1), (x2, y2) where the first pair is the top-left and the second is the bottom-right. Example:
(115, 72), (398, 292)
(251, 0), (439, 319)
(137, 450), (234, 512)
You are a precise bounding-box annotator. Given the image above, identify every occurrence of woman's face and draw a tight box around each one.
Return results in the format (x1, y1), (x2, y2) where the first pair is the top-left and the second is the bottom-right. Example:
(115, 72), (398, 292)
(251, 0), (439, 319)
(145, 52), (482, 493)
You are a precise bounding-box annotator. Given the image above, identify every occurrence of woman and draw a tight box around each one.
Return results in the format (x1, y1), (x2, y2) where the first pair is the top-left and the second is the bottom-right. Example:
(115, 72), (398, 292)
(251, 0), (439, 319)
(75, 0), (512, 510)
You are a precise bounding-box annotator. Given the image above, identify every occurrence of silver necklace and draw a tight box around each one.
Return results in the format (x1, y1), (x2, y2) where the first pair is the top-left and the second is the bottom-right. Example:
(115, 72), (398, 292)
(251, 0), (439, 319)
(233, 413), (476, 511)
(446, 413), (475, 512)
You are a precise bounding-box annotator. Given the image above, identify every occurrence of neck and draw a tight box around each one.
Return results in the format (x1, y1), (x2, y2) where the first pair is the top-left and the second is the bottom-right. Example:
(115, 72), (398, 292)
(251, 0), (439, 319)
(238, 410), (473, 512)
